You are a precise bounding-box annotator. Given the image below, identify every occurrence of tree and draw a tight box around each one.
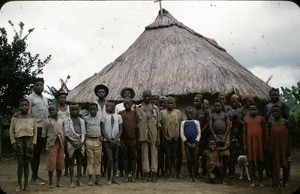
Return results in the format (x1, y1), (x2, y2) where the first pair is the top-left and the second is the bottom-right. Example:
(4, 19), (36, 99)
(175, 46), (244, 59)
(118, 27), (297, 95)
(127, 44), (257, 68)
(0, 21), (51, 115)
(44, 75), (71, 104)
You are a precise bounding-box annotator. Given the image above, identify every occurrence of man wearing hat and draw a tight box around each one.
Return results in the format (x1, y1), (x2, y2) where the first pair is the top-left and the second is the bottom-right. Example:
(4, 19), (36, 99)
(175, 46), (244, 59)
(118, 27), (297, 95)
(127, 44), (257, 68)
(115, 87), (136, 113)
(94, 84), (109, 119)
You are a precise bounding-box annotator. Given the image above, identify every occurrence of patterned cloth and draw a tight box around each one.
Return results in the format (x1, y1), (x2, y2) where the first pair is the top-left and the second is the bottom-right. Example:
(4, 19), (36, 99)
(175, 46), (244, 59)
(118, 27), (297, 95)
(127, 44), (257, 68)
(85, 114), (101, 138)
(160, 109), (183, 140)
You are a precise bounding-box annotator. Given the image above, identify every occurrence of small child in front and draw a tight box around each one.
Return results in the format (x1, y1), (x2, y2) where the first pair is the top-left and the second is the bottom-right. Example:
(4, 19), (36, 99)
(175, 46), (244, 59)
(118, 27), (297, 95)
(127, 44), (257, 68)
(180, 106), (201, 182)
(44, 104), (65, 188)
(101, 102), (123, 184)
(10, 98), (37, 192)
(64, 103), (86, 187)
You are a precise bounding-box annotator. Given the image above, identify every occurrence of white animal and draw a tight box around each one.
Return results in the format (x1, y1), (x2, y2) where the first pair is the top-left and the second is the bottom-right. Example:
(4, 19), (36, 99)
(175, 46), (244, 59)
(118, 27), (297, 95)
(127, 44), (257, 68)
(237, 155), (251, 181)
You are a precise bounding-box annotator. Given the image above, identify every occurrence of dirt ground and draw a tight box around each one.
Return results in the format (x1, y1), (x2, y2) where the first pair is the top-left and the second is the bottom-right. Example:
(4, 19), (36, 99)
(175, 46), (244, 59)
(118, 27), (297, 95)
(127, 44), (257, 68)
(0, 149), (300, 194)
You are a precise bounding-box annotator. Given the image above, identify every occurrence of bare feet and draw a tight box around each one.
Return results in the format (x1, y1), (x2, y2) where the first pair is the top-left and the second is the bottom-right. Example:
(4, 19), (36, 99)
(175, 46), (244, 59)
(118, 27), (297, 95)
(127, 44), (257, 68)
(15, 185), (22, 192)
(23, 184), (30, 191)
(69, 182), (76, 188)
(76, 181), (84, 187)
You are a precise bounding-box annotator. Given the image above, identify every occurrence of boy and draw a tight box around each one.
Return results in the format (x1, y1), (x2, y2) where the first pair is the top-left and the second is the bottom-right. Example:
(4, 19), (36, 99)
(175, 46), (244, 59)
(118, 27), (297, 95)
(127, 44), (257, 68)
(267, 105), (290, 187)
(203, 139), (228, 185)
(243, 103), (265, 187)
(160, 96), (183, 180)
(180, 106), (201, 182)
(94, 84), (109, 119)
(27, 77), (48, 185)
(10, 98), (37, 192)
(136, 89), (161, 182)
(209, 99), (231, 176)
(84, 102), (102, 186)
(64, 103), (86, 187)
(119, 97), (138, 182)
(101, 102), (123, 184)
(44, 104), (65, 188)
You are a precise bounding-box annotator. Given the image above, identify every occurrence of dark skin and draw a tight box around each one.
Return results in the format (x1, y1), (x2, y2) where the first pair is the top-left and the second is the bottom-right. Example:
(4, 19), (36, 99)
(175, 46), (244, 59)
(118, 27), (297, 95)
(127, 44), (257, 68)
(33, 81), (44, 96)
(89, 105), (98, 117)
(151, 95), (160, 106)
(101, 102), (123, 184)
(209, 102), (230, 141)
(57, 94), (68, 112)
(96, 88), (107, 110)
(193, 96), (209, 133)
(184, 109), (198, 149)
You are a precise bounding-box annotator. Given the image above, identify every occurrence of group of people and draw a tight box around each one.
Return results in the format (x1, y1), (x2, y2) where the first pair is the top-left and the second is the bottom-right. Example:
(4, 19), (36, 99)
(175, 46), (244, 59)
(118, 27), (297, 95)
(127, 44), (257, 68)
(9, 77), (291, 192)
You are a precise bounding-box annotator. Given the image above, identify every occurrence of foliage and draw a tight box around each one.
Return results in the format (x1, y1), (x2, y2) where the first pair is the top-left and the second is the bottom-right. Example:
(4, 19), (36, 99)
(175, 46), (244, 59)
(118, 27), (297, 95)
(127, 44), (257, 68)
(44, 75), (71, 103)
(0, 21), (51, 115)
(281, 82), (300, 147)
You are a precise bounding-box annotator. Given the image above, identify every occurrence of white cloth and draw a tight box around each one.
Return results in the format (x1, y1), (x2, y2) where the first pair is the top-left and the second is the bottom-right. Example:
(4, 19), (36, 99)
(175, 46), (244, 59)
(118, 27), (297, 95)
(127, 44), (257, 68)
(101, 113), (122, 141)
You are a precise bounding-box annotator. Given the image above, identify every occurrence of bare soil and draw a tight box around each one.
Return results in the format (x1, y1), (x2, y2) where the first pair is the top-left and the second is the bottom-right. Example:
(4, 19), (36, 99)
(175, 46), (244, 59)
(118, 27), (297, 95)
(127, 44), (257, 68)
(1, 150), (300, 194)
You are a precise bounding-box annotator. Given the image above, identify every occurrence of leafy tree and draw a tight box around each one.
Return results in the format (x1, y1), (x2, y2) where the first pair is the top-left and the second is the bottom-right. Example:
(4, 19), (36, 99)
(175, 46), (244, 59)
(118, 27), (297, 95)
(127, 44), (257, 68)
(44, 75), (71, 104)
(0, 21), (51, 115)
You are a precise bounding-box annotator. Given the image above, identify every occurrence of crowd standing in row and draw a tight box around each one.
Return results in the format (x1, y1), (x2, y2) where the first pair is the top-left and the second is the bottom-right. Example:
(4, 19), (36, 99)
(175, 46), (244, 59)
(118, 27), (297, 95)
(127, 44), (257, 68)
(9, 78), (291, 192)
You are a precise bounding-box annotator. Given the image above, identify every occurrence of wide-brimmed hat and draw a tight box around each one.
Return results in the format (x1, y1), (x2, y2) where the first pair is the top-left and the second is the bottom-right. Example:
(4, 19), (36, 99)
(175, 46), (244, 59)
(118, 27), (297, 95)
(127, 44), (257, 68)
(94, 84), (109, 96)
(55, 89), (68, 99)
(120, 87), (135, 99)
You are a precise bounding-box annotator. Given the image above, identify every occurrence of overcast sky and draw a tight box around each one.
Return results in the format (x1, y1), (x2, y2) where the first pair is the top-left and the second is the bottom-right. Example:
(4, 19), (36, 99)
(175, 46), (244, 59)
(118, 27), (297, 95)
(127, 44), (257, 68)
(0, 1), (299, 97)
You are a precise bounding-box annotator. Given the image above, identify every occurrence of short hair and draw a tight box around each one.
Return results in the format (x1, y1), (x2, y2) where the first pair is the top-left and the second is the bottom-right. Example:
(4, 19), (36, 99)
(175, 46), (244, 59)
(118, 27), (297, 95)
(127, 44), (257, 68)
(106, 102), (116, 108)
(165, 96), (175, 102)
(19, 98), (29, 104)
(213, 99), (222, 105)
(185, 106), (194, 112)
(89, 102), (98, 108)
(48, 103), (58, 109)
(34, 77), (44, 84)
(69, 102), (79, 109)
(269, 87), (279, 95)
(248, 102), (257, 108)
(142, 89), (152, 95)
(271, 104), (282, 110)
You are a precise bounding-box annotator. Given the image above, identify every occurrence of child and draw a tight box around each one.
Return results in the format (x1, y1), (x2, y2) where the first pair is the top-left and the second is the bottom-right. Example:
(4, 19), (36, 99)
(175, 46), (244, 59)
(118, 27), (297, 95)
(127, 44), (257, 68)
(119, 97), (138, 182)
(84, 103), (102, 186)
(180, 106), (201, 182)
(203, 139), (227, 184)
(9, 98), (37, 192)
(101, 102), (123, 184)
(209, 99), (230, 176)
(243, 102), (265, 187)
(160, 96), (183, 180)
(44, 104), (65, 188)
(267, 105), (290, 187)
(64, 103), (86, 187)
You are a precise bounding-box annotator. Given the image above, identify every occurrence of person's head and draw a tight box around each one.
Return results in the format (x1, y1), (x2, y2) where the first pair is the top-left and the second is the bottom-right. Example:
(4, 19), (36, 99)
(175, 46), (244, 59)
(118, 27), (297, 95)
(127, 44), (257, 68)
(151, 94), (159, 106)
(70, 103), (80, 118)
(231, 98), (239, 108)
(142, 89), (152, 104)
(94, 84), (109, 100)
(271, 104), (282, 120)
(245, 95), (254, 108)
(213, 99), (222, 113)
(33, 77), (44, 95)
(218, 93), (227, 104)
(208, 139), (217, 151)
(123, 97), (133, 111)
(105, 102), (115, 114)
(159, 96), (166, 109)
(55, 89), (68, 105)
(185, 106), (194, 120)
(165, 96), (176, 111)
(269, 88), (280, 103)
(120, 87), (135, 99)
(248, 102), (258, 117)
(88, 102), (98, 117)
(48, 104), (59, 119)
(203, 99), (209, 110)
(193, 96), (203, 109)
(19, 98), (29, 114)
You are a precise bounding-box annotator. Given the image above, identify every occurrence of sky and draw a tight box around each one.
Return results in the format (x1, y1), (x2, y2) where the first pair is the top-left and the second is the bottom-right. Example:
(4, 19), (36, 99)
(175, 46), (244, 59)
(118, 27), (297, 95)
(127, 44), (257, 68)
(0, 1), (299, 98)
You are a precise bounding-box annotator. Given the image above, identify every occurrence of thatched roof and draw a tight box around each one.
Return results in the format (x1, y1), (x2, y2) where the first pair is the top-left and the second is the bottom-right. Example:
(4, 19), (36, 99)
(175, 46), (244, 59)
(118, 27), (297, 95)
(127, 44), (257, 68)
(68, 9), (271, 103)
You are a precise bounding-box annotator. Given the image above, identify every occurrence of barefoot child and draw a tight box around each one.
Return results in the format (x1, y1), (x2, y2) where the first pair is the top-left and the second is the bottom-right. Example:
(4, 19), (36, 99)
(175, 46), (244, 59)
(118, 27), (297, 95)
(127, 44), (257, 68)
(243, 102), (265, 187)
(267, 105), (290, 187)
(119, 97), (138, 182)
(64, 103), (86, 187)
(84, 103), (102, 186)
(203, 139), (228, 184)
(44, 104), (65, 188)
(180, 106), (201, 182)
(160, 96), (183, 180)
(10, 98), (37, 192)
(101, 102), (123, 184)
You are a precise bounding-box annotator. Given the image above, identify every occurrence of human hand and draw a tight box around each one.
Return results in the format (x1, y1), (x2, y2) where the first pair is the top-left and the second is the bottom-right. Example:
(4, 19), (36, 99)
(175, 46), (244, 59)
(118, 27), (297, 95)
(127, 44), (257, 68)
(156, 139), (160, 146)
(28, 143), (35, 153)
(12, 143), (17, 151)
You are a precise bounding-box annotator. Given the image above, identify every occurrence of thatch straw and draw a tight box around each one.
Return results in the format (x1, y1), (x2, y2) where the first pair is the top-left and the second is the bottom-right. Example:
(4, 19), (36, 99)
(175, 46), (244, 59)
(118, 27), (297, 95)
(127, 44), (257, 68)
(68, 9), (271, 103)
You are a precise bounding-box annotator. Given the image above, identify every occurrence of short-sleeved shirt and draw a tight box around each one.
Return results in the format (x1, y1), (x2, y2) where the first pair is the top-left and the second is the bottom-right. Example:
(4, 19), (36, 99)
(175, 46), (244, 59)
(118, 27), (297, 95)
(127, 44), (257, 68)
(85, 114), (101, 138)
(101, 113), (122, 141)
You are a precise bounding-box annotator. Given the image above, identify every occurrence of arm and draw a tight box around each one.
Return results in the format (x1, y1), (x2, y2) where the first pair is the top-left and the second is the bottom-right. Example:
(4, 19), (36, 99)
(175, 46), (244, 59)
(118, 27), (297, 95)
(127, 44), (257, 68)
(80, 119), (86, 143)
(195, 120), (201, 143)
(243, 121), (247, 154)
(101, 121), (110, 141)
(115, 115), (123, 141)
(286, 120), (291, 157)
(209, 114), (217, 139)
(9, 117), (16, 147)
(180, 121), (187, 143)
(224, 113), (231, 139)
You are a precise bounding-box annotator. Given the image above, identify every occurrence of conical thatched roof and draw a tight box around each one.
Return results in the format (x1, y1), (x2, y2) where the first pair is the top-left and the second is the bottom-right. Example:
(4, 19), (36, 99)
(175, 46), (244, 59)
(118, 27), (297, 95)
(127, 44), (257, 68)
(68, 9), (271, 103)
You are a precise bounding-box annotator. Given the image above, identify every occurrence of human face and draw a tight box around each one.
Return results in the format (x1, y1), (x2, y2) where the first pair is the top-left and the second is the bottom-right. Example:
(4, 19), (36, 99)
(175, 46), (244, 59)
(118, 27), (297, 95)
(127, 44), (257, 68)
(151, 95), (159, 105)
(58, 94), (67, 105)
(123, 90), (132, 98)
(96, 88), (107, 99)
(19, 101), (29, 114)
(48, 106), (58, 118)
(213, 102), (222, 113)
(271, 107), (282, 120)
(89, 105), (98, 117)
(105, 103), (115, 114)
(34, 81), (44, 95)
(231, 99), (238, 108)
(193, 97), (202, 108)
(203, 100), (209, 109)
(166, 100), (175, 111)
(143, 91), (152, 103)
(185, 109), (193, 120)
(70, 105), (80, 117)
(249, 105), (257, 117)
(123, 100), (132, 111)
(270, 91), (279, 103)
(218, 95), (226, 104)
(209, 140), (217, 151)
